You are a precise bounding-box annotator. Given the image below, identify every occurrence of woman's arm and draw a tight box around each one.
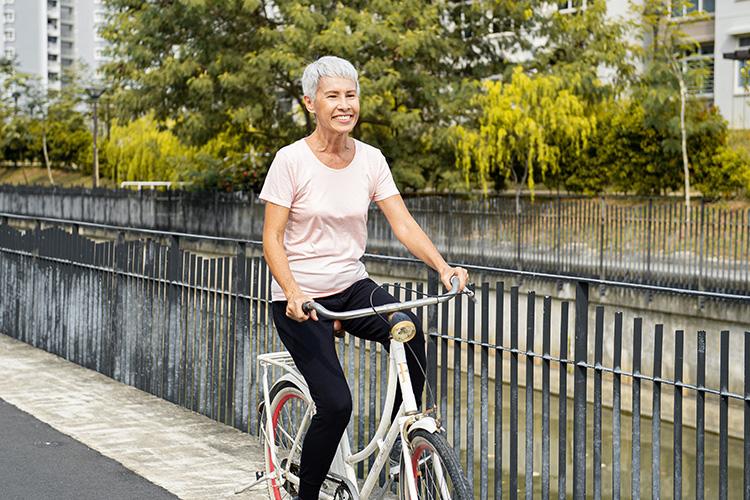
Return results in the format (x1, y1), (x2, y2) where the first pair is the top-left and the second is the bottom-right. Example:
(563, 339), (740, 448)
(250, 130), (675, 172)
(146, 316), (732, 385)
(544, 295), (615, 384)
(376, 194), (468, 291)
(262, 202), (318, 321)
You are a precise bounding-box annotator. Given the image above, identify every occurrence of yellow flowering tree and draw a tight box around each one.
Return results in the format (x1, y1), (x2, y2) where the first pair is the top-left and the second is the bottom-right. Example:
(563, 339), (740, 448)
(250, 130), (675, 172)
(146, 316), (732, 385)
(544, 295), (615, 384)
(454, 67), (595, 212)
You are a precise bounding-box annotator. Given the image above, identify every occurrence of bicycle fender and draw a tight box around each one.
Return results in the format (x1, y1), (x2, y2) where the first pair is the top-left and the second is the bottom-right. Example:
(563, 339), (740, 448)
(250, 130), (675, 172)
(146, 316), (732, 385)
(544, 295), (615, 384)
(408, 416), (440, 435)
(273, 373), (311, 401)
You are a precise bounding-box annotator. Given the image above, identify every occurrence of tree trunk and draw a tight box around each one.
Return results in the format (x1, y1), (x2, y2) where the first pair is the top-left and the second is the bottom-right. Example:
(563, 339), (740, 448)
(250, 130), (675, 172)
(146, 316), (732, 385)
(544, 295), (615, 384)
(42, 127), (54, 185)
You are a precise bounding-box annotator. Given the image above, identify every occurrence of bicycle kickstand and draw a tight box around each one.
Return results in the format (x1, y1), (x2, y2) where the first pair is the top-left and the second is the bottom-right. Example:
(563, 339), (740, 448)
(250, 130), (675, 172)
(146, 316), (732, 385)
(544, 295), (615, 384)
(234, 470), (274, 495)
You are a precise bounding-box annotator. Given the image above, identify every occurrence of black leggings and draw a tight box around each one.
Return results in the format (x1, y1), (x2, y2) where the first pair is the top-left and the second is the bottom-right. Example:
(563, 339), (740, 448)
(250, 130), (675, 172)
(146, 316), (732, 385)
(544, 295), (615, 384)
(271, 278), (426, 500)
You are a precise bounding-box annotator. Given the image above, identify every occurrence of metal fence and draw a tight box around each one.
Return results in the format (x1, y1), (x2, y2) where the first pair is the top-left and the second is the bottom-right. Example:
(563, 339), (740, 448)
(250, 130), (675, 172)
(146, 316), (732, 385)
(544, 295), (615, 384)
(369, 195), (750, 295)
(1, 186), (749, 294)
(0, 214), (748, 499)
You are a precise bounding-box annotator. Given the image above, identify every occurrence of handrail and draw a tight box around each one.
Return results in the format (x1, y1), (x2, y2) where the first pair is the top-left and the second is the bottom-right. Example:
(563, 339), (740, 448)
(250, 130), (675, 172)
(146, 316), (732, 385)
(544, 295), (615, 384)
(0, 211), (747, 302)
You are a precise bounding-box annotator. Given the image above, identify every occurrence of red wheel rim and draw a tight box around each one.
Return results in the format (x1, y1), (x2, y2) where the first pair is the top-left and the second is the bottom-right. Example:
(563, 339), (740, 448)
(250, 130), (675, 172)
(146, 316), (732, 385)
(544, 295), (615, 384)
(267, 392), (302, 500)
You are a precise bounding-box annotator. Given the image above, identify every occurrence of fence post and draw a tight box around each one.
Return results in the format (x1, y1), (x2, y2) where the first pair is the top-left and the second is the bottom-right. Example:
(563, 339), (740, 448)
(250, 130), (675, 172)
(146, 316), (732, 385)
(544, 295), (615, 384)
(598, 197), (606, 293)
(426, 270), (439, 410)
(234, 242), (249, 431)
(556, 195), (561, 272)
(573, 280), (589, 500)
(516, 200), (522, 272)
(698, 199), (706, 307)
(646, 198), (653, 287)
(164, 234), (181, 403)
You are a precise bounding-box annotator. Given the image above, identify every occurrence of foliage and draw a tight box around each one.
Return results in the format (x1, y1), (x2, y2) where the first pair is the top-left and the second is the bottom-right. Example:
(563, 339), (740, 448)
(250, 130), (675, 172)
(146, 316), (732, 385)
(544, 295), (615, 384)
(183, 130), (268, 192)
(103, 114), (193, 183)
(453, 67), (595, 198)
(538, 0), (636, 103)
(101, 0), (550, 191)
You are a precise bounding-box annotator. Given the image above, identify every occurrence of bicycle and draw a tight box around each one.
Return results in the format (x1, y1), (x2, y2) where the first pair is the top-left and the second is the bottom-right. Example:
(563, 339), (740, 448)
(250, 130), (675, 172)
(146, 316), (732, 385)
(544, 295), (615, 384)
(237, 276), (473, 500)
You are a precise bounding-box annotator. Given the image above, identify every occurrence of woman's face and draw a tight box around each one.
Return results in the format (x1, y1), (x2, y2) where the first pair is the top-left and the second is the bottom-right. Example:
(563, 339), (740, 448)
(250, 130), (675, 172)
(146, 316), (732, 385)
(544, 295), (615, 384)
(305, 76), (359, 135)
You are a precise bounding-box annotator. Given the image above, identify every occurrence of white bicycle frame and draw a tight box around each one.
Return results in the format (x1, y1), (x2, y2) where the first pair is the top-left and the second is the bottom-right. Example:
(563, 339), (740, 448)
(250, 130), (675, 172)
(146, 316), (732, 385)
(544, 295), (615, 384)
(256, 338), (439, 500)
(244, 277), (471, 499)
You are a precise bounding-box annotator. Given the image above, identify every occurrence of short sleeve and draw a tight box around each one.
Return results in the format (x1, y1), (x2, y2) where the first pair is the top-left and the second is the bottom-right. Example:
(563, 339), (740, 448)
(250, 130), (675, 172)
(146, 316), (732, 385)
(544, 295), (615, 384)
(259, 150), (295, 208)
(371, 154), (400, 202)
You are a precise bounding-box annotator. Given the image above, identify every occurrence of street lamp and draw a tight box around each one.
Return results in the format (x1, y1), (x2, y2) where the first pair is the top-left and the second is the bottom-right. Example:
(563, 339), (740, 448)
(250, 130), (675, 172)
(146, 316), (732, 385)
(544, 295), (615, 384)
(11, 90), (20, 115)
(723, 49), (750, 61)
(85, 85), (106, 188)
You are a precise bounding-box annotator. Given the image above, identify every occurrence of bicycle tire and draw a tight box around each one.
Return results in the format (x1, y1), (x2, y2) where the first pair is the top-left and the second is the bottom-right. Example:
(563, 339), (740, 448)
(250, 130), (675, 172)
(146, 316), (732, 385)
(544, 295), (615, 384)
(399, 429), (472, 500)
(263, 381), (311, 500)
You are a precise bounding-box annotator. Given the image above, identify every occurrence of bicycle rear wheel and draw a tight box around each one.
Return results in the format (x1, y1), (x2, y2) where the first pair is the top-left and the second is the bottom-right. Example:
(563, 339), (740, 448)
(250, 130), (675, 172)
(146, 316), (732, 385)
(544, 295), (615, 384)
(399, 429), (472, 500)
(263, 382), (311, 500)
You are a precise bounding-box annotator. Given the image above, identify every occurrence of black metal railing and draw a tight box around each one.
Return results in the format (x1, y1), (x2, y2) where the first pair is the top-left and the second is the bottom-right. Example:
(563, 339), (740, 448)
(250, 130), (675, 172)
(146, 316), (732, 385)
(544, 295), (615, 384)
(0, 214), (748, 499)
(1, 186), (748, 294)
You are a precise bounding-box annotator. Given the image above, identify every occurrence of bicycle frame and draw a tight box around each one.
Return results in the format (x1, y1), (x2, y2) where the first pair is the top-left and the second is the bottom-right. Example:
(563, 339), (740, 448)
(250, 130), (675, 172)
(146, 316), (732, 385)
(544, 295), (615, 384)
(251, 277), (472, 499)
(257, 338), (437, 500)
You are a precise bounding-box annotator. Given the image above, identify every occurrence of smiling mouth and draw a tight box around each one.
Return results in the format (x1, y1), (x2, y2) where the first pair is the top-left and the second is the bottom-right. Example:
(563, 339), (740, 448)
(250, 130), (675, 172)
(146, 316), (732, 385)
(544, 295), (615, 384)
(333, 115), (354, 122)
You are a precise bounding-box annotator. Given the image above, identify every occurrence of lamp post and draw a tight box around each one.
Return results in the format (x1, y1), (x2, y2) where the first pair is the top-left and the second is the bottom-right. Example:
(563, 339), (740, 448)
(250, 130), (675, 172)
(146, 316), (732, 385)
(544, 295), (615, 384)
(85, 85), (106, 188)
(11, 90), (20, 115)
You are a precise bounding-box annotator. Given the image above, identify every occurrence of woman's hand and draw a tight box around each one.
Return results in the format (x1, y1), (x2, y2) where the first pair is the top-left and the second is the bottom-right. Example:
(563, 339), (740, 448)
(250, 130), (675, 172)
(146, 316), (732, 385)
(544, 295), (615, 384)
(286, 291), (318, 322)
(439, 265), (469, 293)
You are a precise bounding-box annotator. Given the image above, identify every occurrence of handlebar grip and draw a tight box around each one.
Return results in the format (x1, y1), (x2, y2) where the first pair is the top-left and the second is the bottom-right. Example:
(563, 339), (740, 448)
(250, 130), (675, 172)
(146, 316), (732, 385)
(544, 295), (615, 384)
(302, 301), (314, 314)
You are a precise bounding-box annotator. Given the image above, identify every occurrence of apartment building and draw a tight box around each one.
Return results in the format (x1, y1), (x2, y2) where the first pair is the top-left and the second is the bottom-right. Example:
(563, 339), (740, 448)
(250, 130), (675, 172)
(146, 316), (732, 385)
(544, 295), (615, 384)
(0, 0), (109, 91)
(595, 0), (750, 129)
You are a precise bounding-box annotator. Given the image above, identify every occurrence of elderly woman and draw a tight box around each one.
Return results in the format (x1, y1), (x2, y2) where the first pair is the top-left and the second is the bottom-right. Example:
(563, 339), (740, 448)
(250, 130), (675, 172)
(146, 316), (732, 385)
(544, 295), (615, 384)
(260, 55), (468, 500)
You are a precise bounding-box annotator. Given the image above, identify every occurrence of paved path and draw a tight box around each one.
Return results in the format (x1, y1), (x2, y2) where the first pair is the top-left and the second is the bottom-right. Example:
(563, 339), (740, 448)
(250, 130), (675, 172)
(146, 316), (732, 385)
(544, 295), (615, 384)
(0, 398), (176, 500)
(0, 333), (267, 500)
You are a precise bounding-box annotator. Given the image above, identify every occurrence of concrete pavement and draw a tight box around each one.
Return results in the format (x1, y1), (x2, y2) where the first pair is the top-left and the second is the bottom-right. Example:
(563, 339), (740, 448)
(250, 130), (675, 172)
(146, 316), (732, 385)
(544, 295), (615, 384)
(0, 398), (177, 500)
(0, 333), (267, 500)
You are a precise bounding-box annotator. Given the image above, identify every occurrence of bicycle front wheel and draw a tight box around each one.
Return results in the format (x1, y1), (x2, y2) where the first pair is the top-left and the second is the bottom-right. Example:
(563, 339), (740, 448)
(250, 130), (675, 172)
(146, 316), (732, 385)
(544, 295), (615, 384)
(399, 429), (472, 500)
(263, 382), (311, 500)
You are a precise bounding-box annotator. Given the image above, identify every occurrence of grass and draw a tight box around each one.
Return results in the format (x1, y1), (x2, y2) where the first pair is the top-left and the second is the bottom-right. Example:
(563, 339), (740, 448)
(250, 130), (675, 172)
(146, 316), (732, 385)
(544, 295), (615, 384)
(0, 166), (117, 188)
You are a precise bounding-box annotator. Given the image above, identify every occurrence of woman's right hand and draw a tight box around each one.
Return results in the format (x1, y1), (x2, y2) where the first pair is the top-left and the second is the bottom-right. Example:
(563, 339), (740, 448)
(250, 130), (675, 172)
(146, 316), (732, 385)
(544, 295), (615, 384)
(286, 291), (318, 322)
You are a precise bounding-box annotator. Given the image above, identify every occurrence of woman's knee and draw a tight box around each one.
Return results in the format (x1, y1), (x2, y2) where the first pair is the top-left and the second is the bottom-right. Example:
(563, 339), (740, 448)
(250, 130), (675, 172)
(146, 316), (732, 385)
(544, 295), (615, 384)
(316, 390), (352, 427)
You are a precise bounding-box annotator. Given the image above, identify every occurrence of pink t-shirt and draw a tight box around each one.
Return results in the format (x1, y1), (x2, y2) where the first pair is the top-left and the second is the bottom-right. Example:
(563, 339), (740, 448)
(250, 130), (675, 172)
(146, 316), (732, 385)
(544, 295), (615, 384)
(259, 138), (400, 301)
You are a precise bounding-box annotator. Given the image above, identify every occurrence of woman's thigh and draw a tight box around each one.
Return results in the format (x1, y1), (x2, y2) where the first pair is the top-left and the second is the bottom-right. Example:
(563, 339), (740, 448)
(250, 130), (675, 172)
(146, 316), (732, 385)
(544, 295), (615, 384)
(272, 303), (351, 412)
(339, 279), (424, 350)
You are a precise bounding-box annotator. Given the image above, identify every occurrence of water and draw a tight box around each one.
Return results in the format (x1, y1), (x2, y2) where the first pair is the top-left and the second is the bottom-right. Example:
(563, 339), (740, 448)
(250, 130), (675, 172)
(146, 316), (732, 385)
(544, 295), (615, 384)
(346, 346), (744, 499)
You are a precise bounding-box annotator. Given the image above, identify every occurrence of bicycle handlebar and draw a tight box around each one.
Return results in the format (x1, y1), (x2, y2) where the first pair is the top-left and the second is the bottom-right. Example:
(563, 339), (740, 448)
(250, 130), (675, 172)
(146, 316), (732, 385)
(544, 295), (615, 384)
(302, 276), (473, 321)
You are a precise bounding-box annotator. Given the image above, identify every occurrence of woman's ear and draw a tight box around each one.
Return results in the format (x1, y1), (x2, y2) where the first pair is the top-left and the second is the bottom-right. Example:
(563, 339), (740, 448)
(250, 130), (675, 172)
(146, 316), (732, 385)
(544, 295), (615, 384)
(303, 95), (315, 114)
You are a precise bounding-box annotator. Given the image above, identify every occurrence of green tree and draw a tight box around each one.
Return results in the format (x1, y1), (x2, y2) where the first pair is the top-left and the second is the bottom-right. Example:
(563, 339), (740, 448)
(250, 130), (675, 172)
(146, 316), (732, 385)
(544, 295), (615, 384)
(633, 0), (713, 214)
(538, 0), (636, 103)
(104, 113), (193, 184)
(453, 67), (595, 210)
(101, 0), (549, 191)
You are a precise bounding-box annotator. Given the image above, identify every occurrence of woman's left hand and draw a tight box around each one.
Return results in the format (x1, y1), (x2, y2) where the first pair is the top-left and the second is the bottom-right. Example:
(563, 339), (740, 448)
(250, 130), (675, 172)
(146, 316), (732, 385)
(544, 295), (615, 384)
(439, 266), (469, 293)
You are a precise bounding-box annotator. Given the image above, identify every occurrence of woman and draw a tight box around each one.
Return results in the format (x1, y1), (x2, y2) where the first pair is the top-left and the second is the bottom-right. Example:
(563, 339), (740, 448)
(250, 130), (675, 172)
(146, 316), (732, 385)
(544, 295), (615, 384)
(260, 55), (468, 500)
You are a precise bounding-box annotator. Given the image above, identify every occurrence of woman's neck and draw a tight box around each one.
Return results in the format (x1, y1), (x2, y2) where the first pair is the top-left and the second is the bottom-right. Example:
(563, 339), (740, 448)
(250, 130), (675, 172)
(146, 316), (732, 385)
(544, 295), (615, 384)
(308, 129), (351, 155)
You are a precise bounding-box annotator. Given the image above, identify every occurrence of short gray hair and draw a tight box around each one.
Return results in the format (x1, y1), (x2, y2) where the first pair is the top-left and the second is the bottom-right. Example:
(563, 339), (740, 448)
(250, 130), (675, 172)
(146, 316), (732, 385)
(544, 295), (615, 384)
(301, 56), (359, 101)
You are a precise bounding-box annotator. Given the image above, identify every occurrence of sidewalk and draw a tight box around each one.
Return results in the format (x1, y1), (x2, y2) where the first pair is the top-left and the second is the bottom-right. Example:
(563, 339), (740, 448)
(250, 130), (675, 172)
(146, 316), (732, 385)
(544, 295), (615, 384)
(0, 333), (267, 500)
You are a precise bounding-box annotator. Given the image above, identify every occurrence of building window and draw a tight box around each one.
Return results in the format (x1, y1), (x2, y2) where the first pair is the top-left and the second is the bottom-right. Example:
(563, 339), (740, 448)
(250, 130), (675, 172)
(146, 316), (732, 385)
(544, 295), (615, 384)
(4, 47), (14, 59)
(48, 72), (59, 81)
(48, 53), (58, 61)
(736, 37), (750, 93)
(558, 0), (589, 13)
(672, 0), (715, 17)
(4, 28), (14, 41)
(48, 0), (58, 7)
(47, 35), (58, 43)
(682, 42), (714, 96)
(61, 41), (72, 50)
(4, 10), (14, 22)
